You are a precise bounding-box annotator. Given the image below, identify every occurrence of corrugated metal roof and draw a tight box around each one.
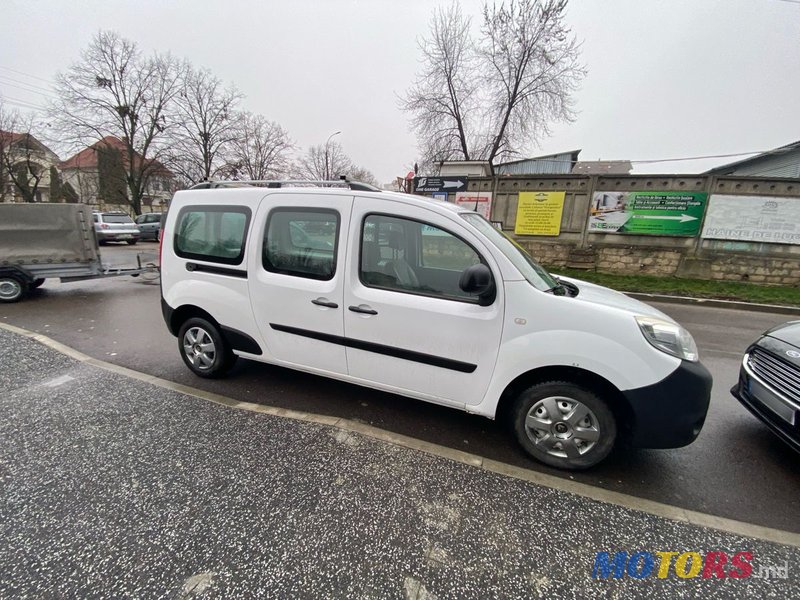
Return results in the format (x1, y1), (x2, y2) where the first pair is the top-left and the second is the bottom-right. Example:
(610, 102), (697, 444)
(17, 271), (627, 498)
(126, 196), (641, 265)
(572, 160), (632, 175)
(495, 150), (580, 175)
(705, 140), (800, 176)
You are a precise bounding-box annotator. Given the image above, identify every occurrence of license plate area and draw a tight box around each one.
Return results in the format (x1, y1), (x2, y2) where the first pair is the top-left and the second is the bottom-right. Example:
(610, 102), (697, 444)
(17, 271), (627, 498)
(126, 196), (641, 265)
(749, 377), (796, 425)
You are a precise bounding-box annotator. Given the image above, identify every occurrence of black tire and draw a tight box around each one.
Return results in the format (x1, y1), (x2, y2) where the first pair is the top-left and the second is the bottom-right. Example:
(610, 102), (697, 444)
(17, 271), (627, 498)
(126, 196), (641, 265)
(0, 274), (29, 303)
(155, 230), (160, 243)
(127, 239), (138, 245)
(511, 380), (617, 470)
(177, 317), (237, 378)
(30, 278), (46, 289)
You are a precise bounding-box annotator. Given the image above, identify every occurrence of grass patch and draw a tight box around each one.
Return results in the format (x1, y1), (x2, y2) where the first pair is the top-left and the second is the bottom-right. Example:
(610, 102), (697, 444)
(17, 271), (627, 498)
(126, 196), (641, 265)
(550, 267), (800, 307)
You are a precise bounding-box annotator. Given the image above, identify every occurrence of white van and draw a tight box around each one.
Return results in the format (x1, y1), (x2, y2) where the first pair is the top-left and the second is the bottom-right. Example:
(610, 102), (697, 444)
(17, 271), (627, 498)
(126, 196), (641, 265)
(160, 180), (712, 469)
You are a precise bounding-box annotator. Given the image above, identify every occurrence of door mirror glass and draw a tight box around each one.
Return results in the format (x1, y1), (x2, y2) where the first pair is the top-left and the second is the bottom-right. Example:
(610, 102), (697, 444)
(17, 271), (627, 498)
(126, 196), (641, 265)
(458, 264), (495, 304)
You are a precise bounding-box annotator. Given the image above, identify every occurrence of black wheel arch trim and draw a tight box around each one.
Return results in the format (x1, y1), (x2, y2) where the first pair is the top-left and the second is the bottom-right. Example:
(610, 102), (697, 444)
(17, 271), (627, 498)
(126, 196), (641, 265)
(161, 298), (262, 355)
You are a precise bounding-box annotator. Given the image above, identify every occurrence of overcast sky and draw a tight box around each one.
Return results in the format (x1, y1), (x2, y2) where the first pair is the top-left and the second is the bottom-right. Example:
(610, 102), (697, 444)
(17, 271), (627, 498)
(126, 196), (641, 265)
(1, 0), (799, 182)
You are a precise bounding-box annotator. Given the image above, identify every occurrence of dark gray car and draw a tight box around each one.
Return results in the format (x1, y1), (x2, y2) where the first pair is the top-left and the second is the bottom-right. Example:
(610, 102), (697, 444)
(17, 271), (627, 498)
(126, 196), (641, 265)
(134, 212), (162, 242)
(732, 320), (800, 452)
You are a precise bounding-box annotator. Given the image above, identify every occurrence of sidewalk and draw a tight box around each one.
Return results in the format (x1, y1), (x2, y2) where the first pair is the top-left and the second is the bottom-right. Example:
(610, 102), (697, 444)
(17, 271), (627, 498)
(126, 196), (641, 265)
(0, 328), (797, 599)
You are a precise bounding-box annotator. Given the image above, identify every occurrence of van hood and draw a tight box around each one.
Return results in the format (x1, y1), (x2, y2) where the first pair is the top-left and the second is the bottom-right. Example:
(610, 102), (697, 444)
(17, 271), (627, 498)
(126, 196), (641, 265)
(556, 275), (675, 322)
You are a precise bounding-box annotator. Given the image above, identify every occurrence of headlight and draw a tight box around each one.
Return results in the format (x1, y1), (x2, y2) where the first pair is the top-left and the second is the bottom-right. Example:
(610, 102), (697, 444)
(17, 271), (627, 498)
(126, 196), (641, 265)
(635, 316), (699, 362)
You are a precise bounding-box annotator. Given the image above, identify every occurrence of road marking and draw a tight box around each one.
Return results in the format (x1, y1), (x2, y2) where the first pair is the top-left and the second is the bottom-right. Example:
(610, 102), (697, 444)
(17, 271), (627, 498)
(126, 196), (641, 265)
(42, 374), (75, 388)
(2, 321), (800, 548)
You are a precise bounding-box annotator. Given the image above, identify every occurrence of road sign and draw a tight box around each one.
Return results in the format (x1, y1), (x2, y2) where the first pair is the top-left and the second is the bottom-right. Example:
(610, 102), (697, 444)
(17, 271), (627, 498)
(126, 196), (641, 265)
(414, 176), (468, 193)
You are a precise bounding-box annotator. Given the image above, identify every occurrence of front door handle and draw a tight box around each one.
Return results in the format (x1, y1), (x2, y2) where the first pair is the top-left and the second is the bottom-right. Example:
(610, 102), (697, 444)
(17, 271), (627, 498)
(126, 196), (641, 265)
(311, 298), (339, 309)
(349, 305), (378, 315)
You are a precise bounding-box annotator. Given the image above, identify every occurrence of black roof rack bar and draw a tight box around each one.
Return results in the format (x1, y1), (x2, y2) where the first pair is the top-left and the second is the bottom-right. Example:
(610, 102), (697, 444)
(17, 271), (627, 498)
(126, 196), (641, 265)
(189, 179), (382, 192)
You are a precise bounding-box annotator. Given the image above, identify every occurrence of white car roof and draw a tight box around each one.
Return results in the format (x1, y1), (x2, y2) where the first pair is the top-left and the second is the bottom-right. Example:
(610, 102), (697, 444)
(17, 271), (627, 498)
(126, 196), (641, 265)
(170, 186), (476, 218)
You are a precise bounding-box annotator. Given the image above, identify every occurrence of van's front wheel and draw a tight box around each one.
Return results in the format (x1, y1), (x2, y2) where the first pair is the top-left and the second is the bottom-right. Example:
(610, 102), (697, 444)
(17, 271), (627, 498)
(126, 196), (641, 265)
(178, 317), (237, 378)
(512, 381), (616, 470)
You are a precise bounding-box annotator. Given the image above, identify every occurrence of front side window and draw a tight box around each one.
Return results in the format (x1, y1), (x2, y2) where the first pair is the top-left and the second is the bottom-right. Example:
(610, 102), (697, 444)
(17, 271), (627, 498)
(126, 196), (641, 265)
(263, 209), (339, 280)
(360, 214), (485, 302)
(174, 206), (250, 265)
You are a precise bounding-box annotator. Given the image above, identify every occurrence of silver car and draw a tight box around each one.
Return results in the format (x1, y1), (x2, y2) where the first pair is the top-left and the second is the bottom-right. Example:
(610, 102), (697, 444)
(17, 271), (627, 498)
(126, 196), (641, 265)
(93, 212), (141, 245)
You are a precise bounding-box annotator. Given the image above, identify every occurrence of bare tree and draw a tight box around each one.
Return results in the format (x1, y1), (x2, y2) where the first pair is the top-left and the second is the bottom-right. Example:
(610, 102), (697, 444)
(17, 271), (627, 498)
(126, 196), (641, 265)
(401, 3), (478, 165)
(294, 140), (378, 184)
(402, 0), (584, 168)
(167, 66), (243, 185)
(349, 165), (379, 186)
(225, 111), (293, 180)
(0, 99), (49, 202)
(50, 31), (182, 214)
(295, 140), (353, 181)
(480, 0), (583, 163)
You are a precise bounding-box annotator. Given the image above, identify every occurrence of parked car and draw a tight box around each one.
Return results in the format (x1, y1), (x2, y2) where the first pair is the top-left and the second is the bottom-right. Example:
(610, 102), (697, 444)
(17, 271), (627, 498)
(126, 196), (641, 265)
(93, 211), (141, 245)
(731, 320), (800, 452)
(135, 212), (163, 242)
(159, 180), (712, 470)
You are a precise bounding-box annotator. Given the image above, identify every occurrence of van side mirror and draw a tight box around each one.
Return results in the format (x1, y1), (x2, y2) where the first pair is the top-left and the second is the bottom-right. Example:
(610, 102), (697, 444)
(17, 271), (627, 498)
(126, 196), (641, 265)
(459, 263), (495, 305)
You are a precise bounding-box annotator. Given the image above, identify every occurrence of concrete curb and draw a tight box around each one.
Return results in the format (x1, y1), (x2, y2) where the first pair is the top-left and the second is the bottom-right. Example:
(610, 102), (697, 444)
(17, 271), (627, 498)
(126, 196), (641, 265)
(624, 292), (800, 315)
(3, 321), (800, 549)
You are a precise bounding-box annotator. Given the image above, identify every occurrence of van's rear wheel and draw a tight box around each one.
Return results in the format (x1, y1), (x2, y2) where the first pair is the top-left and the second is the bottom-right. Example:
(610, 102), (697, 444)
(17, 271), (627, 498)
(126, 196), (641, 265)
(0, 275), (28, 303)
(512, 381), (616, 470)
(178, 317), (237, 378)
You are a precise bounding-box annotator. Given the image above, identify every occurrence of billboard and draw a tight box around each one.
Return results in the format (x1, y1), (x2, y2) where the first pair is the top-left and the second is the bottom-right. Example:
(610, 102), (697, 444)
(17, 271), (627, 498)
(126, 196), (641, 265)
(588, 191), (706, 236)
(514, 191), (565, 236)
(702, 195), (800, 245)
(455, 191), (493, 220)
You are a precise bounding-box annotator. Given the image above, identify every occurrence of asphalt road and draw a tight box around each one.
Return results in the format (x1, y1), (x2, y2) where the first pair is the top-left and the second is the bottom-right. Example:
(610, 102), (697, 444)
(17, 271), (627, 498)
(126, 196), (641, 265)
(2, 243), (799, 533)
(3, 328), (797, 599)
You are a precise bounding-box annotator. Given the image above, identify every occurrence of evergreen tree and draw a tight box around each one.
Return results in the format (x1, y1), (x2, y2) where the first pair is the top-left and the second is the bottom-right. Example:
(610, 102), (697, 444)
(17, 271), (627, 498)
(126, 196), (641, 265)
(49, 166), (63, 202)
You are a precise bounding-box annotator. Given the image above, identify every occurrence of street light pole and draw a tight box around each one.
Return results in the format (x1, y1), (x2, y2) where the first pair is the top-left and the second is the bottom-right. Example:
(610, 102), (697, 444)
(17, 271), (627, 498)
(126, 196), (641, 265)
(324, 131), (341, 180)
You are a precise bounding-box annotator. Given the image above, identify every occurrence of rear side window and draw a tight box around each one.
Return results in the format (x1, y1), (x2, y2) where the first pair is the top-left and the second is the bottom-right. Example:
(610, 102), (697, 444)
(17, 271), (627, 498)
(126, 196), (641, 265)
(263, 209), (339, 280)
(174, 206), (251, 265)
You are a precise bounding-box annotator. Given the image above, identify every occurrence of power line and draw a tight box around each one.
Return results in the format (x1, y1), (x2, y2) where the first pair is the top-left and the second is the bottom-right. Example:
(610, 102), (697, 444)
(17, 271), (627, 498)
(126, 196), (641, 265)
(1, 95), (47, 112)
(0, 74), (56, 96)
(0, 82), (57, 105)
(0, 65), (54, 85)
(630, 151), (763, 164)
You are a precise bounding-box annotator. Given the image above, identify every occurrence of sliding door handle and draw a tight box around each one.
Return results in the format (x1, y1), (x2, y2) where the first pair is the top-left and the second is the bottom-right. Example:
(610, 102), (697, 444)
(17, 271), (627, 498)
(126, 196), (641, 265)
(311, 298), (339, 309)
(348, 305), (378, 315)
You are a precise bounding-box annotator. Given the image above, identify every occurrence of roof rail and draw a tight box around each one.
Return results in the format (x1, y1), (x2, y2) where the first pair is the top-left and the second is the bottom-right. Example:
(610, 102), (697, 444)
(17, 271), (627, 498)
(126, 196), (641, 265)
(189, 179), (382, 192)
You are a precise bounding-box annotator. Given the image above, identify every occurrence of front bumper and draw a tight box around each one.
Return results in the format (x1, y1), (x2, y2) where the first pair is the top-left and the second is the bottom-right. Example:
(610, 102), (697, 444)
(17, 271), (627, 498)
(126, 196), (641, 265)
(623, 360), (713, 448)
(731, 352), (800, 453)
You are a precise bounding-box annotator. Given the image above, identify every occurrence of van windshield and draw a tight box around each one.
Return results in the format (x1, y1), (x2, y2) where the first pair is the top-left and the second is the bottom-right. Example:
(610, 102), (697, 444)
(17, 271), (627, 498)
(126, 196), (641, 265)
(461, 213), (559, 292)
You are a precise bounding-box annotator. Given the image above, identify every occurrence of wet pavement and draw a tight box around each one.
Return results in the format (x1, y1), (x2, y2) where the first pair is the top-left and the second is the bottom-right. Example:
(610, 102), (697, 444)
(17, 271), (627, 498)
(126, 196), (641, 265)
(1, 327), (798, 598)
(1, 244), (799, 534)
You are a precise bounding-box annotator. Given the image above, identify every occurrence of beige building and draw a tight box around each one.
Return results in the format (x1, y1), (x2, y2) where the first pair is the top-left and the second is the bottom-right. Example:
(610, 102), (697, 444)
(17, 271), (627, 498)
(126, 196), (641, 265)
(0, 131), (61, 203)
(60, 136), (174, 213)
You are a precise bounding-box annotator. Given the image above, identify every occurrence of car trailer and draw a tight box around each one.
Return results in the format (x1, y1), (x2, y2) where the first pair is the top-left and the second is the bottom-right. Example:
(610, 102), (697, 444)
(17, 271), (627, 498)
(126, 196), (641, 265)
(0, 203), (159, 303)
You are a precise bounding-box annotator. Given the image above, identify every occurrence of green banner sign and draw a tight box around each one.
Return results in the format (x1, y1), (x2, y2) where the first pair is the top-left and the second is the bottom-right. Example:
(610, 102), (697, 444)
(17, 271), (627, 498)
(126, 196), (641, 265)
(588, 191), (707, 236)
